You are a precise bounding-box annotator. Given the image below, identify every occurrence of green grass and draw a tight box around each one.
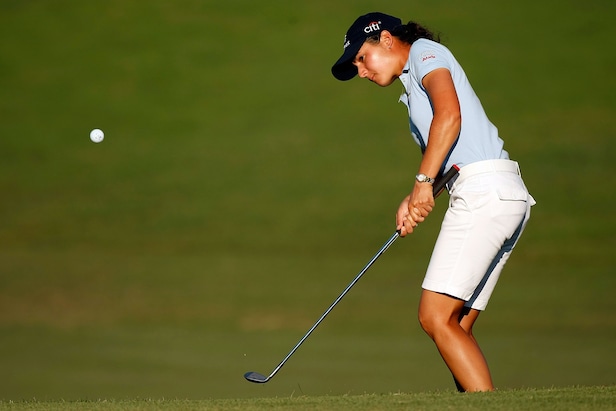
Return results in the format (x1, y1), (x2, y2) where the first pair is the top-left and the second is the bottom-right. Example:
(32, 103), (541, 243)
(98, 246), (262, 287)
(2, 386), (615, 410)
(0, 0), (614, 404)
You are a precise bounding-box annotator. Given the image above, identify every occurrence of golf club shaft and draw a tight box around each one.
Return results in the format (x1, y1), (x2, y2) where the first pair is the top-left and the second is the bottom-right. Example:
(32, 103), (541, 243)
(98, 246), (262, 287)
(245, 165), (459, 383)
(262, 230), (400, 382)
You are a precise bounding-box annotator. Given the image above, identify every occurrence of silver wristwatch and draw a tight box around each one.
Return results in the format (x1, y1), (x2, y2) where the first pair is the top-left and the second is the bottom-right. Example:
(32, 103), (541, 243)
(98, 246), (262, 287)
(415, 173), (435, 184)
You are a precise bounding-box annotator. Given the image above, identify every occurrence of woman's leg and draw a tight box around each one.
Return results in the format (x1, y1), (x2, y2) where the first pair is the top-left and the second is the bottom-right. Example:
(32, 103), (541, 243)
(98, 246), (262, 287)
(418, 289), (494, 392)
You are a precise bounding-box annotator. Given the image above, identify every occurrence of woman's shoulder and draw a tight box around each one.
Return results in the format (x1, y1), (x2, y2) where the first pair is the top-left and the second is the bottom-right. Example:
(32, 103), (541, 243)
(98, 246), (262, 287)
(409, 38), (454, 66)
(410, 38), (449, 55)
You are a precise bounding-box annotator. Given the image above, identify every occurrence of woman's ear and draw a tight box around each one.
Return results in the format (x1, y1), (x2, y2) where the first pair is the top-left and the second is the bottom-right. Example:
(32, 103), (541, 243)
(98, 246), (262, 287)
(381, 30), (394, 49)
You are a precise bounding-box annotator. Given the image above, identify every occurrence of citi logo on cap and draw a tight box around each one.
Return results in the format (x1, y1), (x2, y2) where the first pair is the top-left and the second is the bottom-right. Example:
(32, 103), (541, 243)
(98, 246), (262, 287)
(363, 20), (382, 34)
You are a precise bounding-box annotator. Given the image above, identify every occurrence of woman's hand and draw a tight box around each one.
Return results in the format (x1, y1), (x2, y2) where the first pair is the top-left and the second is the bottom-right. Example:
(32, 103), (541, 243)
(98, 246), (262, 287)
(396, 183), (434, 237)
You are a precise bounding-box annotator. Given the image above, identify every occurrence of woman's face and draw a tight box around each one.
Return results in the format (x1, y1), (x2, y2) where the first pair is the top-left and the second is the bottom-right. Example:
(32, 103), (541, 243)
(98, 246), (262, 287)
(353, 37), (399, 87)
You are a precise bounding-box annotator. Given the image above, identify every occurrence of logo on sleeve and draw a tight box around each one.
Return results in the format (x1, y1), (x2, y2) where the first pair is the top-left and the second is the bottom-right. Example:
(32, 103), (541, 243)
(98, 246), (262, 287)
(420, 50), (437, 62)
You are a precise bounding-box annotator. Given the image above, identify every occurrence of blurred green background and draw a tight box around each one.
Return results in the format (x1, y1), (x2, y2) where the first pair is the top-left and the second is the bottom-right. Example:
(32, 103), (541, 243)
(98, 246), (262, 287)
(1, 0), (614, 400)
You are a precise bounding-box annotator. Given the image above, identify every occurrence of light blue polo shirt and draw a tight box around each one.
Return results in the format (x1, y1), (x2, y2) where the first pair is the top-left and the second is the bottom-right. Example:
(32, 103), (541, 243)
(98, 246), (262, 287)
(398, 39), (509, 174)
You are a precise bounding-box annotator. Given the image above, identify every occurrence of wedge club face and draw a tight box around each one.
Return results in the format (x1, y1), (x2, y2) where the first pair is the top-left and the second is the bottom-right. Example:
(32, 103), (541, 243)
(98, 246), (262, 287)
(244, 371), (269, 383)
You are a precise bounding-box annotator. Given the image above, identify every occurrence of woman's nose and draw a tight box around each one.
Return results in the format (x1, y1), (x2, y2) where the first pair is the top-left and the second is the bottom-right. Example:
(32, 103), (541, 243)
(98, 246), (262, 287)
(357, 65), (368, 78)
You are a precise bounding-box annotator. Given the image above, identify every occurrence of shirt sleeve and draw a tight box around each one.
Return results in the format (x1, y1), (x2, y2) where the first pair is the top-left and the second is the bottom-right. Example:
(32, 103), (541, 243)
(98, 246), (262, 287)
(410, 40), (452, 84)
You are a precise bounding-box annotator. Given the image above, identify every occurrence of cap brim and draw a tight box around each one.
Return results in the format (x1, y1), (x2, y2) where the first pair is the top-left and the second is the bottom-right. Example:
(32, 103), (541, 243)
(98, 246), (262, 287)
(331, 41), (362, 81)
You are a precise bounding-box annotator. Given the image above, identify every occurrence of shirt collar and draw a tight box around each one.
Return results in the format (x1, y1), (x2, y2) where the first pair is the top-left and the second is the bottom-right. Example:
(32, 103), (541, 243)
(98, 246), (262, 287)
(397, 50), (413, 107)
(398, 49), (412, 92)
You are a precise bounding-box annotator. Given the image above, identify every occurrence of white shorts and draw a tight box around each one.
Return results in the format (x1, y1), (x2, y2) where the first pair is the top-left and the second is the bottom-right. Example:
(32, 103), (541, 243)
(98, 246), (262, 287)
(421, 159), (535, 311)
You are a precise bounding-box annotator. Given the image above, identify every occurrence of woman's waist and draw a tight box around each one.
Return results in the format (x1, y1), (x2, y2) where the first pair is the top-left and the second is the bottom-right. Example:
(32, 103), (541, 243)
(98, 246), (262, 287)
(453, 159), (521, 186)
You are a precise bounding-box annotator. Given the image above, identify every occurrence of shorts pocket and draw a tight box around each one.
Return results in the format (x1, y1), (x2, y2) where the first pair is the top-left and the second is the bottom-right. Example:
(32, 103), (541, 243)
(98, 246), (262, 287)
(496, 187), (528, 202)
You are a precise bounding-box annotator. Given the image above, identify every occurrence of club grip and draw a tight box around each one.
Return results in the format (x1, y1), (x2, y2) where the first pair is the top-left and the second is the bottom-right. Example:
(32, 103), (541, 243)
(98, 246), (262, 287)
(432, 164), (460, 198)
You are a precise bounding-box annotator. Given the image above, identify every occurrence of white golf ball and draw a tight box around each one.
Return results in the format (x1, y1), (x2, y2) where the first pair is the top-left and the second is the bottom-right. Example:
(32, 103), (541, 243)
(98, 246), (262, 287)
(90, 128), (104, 143)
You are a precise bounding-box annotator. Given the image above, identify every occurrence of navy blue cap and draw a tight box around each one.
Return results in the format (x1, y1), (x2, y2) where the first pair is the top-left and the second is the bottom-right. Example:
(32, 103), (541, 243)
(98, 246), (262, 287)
(331, 12), (402, 81)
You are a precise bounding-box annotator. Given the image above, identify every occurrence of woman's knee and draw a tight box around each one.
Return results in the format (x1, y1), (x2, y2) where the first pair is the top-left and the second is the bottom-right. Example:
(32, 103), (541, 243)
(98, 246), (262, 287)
(418, 291), (465, 337)
(418, 305), (448, 338)
(418, 309), (435, 337)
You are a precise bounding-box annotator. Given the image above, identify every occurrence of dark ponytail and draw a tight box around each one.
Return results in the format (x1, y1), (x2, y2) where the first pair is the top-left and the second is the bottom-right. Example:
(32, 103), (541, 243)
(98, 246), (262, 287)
(391, 21), (440, 44)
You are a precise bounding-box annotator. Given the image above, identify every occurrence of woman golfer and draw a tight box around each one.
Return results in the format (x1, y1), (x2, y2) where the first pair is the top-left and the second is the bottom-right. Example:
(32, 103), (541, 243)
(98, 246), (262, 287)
(332, 12), (535, 392)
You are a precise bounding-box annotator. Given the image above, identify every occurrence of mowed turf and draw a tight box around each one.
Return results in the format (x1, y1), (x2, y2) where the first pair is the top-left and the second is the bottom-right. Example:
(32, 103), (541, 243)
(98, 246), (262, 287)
(2, 386), (616, 411)
(0, 0), (614, 402)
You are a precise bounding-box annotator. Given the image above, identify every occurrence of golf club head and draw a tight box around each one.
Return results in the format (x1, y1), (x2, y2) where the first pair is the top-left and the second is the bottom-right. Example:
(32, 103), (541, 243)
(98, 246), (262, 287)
(244, 371), (269, 383)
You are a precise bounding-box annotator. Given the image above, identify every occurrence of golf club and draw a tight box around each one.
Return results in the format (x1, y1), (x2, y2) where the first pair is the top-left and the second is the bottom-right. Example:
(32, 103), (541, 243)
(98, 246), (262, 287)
(244, 165), (460, 384)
